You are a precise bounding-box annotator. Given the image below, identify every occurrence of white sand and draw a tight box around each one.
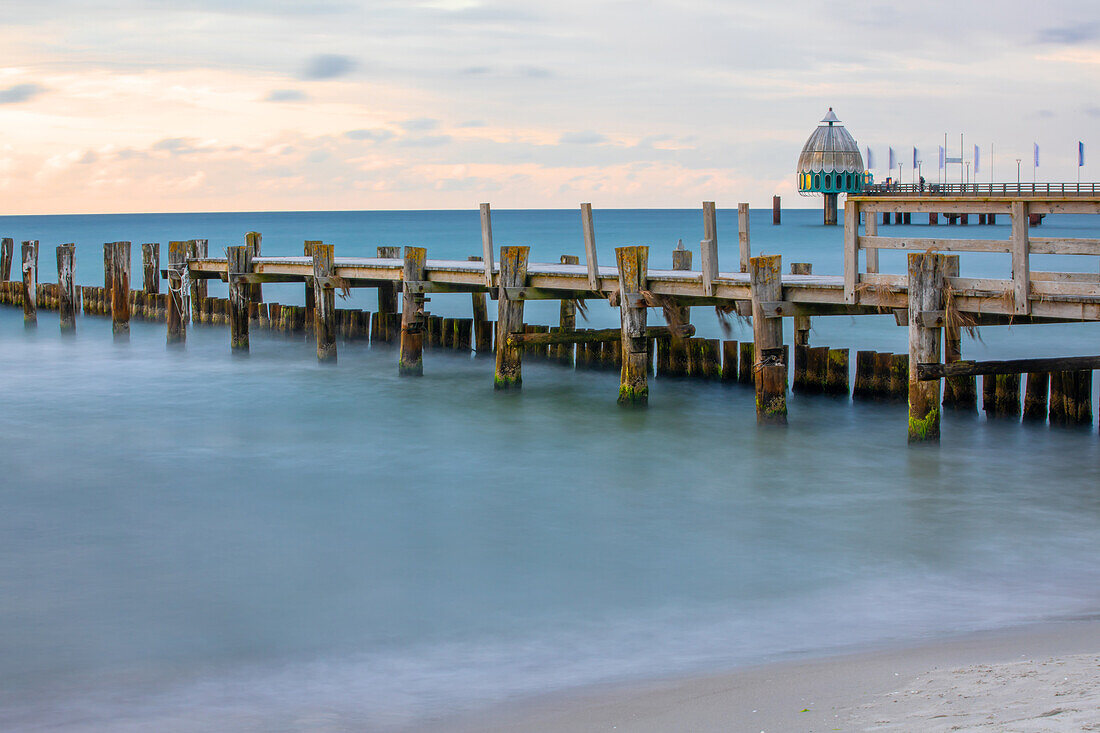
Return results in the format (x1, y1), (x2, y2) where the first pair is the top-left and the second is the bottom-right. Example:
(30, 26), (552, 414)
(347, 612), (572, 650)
(426, 619), (1100, 732)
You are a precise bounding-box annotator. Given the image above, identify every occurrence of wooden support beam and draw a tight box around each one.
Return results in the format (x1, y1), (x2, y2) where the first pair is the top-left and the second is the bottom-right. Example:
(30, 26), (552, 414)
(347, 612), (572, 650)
(1022, 372), (1049, 420)
(1010, 200), (1030, 315)
(941, 255), (976, 410)
(663, 241), (692, 376)
(109, 241), (131, 338)
(506, 324), (697, 347)
(864, 213), (879, 273)
(750, 254), (786, 424)
(495, 246), (529, 388)
(844, 199), (859, 304)
(558, 254), (579, 365)
(142, 243), (160, 294)
(907, 252), (946, 442)
(0, 238), (12, 280)
(790, 263), (812, 344)
(167, 241), (187, 343)
(700, 238), (718, 297)
(738, 203), (750, 273)
(56, 244), (76, 332)
(227, 246), (250, 351)
(480, 203), (495, 289)
(918, 355), (1100, 380)
(20, 241), (37, 326)
(399, 246), (427, 375)
(826, 348), (849, 396)
(376, 246), (400, 344)
(616, 245), (649, 404)
(469, 255), (492, 355)
(581, 203), (599, 290)
(245, 231), (263, 303)
(188, 240), (207, 323)
(303, 240), (320, 321)
(313, 243), (337, 362)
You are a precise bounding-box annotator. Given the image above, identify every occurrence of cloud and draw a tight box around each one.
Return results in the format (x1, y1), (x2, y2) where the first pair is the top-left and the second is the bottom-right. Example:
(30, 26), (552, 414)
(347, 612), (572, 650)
(264, 89), (308, 102)
(300, 54), (357, 80)
(460, 66), (492, 75)
(1085, 106), (1100, 118)
(559, 131), (608, 145)
(1035, 23), (1100, 45)
(457, 120), (487, 127)
(1034, 109), (1056, 118)
(400, 117), (439, 131)
(78, 151), (98, 164)
(153, 137), (190, 152)
(0, 83), (45, 104)
(344, 128), (394, 142)
(397, 135), (452, 147)
(520, 66), (552, 78)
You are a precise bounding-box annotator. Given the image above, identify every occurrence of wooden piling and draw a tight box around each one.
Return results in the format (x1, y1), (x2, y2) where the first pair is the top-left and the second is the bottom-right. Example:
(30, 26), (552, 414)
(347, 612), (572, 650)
(790, 263), (812, 391)
(399, 246), (427, 376)
(749, 255), (786, 424)
(615, 246), (649, 404)
(167, 241), (187, 343)
(312, 243), (337, 362)
(721, 340), (738, 381)
(826, 348), (849, 396)
(428, 315), (443, 348)
(227, 246), (250, 351)
(1022, 372), (1049, 420)
(109, 242), (131, 338)
(21, 241), (38, 326)
(442, 317), (456, 349)
(929, 213), (939, 225)
(558, 254), (580, 365)
(890, 353), (908, 401)
(738, 203), (751, 272)
(56, 244), (77, 332)
(304, 240), (321, 320)
(455, 318), (472, 352)
(1049, 371), (1066, 424)
(907, 253), (946, 442)
(469, 255), (493, 355)
(494, 246), (529, 389)
(983, 375), (997, 416)
(142, 243), (160, 294)
(666, 241), (692, 375)
(377, 246), (400, 343)
(739, 342), (754, 385)
(853, 351), (874, 399)
(0, 238), (12, 281)
(994, 374), (1021, 416)
(941, 256), (976, 409)
(245, 231), (262, 303)
(188, 239), (207, 324)
(772, 195), (781, 225)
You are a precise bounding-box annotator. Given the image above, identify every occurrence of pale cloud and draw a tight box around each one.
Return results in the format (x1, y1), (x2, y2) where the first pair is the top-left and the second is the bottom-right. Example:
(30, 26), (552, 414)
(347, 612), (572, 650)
(300, 54), (357, 80)
(265, 89), (308, 102)
(0, 83), (45, 104)
(559, 131), (607, 145)
(399, 118), (439, 131)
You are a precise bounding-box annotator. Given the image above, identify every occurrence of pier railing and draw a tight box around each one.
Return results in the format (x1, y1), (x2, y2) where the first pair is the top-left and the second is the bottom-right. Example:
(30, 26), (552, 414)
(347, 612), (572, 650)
(862, 182), (1100, 197)
(844, 196), (1100, 315)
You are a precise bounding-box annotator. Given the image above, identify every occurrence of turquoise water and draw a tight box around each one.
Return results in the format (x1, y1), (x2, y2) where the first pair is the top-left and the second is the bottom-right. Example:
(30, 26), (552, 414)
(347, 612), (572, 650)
(1, 208), (1099, 731)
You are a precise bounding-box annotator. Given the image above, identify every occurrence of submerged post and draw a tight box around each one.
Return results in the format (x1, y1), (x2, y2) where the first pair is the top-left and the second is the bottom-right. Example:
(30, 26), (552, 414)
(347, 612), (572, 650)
(56, 244), (77, 332)
(0, 238), (12, 280)
(187, 239), (207, 323)
(772, 195), (781, 225)
(312, 243), (337, 362)
(21, 240), (38, 326)
(907, 253), (946, 442)
(749, 254), (786, 424)
(616, 246), (649, 405)
(790, 262), (811, 390)
(109, 242), (131, 338)
(142, 243), (160, 294)
(399, 246), (427, 375)
(468, 255), (493, 355)
(494, 246), (529, 389)
(558, 254), (580, 365)
(167, 241), (187, 344)
(227, 246), (250, 352)
(245, 231), (262, 303)
(376, 245), (400, 343)
(941, 255), (976, 409)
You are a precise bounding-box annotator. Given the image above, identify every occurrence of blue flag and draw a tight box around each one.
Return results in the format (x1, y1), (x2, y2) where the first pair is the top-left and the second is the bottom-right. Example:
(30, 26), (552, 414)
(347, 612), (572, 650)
(889, 147), (896, 170)
(866, 147), (874, 169)
(913, 147), (919, 167)
(1080, 141), (1085, 167)
(1034, 143), (1040, 168)
(974, 145), (980, 174)
(938, 146), (945, 169)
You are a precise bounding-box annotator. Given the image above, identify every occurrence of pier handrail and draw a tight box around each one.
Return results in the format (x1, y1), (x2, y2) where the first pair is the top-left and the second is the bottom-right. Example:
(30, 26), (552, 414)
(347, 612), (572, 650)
(861, 182), (1100, 197)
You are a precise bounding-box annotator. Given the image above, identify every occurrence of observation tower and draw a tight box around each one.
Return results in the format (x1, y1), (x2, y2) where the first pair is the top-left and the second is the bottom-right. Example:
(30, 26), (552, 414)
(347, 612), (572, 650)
(797, 108), (865, 225)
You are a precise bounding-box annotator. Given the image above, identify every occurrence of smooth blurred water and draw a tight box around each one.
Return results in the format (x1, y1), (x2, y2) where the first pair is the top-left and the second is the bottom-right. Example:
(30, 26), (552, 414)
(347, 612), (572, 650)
(1, 209), (1099, 731)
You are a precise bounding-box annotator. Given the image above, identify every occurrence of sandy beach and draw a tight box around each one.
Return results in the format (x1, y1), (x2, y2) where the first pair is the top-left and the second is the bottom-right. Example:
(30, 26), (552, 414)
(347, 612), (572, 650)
(430, 619), (1100, 732)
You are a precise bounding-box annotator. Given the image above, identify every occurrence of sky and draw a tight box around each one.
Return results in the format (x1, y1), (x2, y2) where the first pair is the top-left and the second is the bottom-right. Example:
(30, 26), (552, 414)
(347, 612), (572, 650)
(0, 0), (1096, 213)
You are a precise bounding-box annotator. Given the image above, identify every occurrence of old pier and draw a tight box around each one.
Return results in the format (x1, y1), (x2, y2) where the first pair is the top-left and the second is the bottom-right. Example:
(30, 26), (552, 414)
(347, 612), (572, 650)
(2, 192), (1100, 444)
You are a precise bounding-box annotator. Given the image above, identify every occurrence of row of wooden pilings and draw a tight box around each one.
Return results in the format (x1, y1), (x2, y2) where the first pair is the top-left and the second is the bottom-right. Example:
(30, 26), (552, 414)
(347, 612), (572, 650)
(877, 212), (1045, 226)
(0, 238), (1093, 442)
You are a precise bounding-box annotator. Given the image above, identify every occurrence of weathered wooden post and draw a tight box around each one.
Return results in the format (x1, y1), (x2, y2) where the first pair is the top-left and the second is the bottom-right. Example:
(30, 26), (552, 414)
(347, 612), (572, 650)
(749, 254), (786, 424)
(142, 243), (160, 294)
(826, 348), (849, 396)
(0, 238), (12, 280)
(227, 246), (251, 352)
(245, 231), (262, 303)
(772, 195), (781, 225)
(907, 252), (946, 442)
(312, 243), (337, 362)
(558, 254), (580, 365)
(1022, 372), (1050, 421)
(468, 255), (493, 355)
(1010, 201), (1030, 315)
(738, 203), (751, 272)
(56, 244), (77, 332)
(109, 242), (131, 338)
(494, 246), (529, 389)
(375, 245), (399, 343)
(941, 255), (976, 409)
(20, 241), (38, 326)
(580, 203), (599, 292)
(399, 246), (427, 375)
(790, 262), (811, 391)
(302, 240), (321, 326)
(660, 240), (692, 376)
(616, 246), (649, 405)
(167, 241), (187, 343)
(188, 239), (207, 323)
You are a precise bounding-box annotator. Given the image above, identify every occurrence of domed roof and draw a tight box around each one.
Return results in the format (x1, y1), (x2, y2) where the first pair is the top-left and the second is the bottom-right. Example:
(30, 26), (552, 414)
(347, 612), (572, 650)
(797, 108), (863, 174)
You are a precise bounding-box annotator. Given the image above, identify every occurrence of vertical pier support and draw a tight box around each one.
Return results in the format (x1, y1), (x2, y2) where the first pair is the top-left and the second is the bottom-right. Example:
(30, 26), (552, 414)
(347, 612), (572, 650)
(907, 253), (946, 442)
(494, 246), (529, 389)
(558, 254), (580, 365)
(399, 246), (427, 375)
(772, 195), (781, 225)
(749, 255), (786, 425)
(790, 262), (811, 391)
(167, 241), (188, 344)
(142, 243), (160, 294)
(57, 244), (77, 332)
(0, 238), (12, 281)
(21, 240), (38, 326)
(227, 246), (251, 352)
(941, 255), (976, 409)
(109, 242), (131, 338)
(823, 192), (838, 225)
(188, 240), (207, 323)
(738, 203), (751, 272)
(375, 245), (400, 342)
(616, 246), (649, 405)
(245, 231), (262, 304)
(312, 243), (337, 362)
(469, 255), (493, 355)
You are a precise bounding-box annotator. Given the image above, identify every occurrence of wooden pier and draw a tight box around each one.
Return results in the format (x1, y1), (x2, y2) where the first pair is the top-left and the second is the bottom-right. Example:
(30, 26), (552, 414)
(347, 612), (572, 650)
(2, 194), (1100, 443)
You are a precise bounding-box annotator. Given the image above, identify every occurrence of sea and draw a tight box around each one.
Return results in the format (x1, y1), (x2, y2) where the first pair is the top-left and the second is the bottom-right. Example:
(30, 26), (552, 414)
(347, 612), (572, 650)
(1, 207), (1098, 731)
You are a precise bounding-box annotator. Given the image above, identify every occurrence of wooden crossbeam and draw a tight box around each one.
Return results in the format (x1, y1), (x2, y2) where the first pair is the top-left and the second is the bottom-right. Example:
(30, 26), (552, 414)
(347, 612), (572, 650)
(917, 355), (1100, 380)
(506, 325), (694, 347)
